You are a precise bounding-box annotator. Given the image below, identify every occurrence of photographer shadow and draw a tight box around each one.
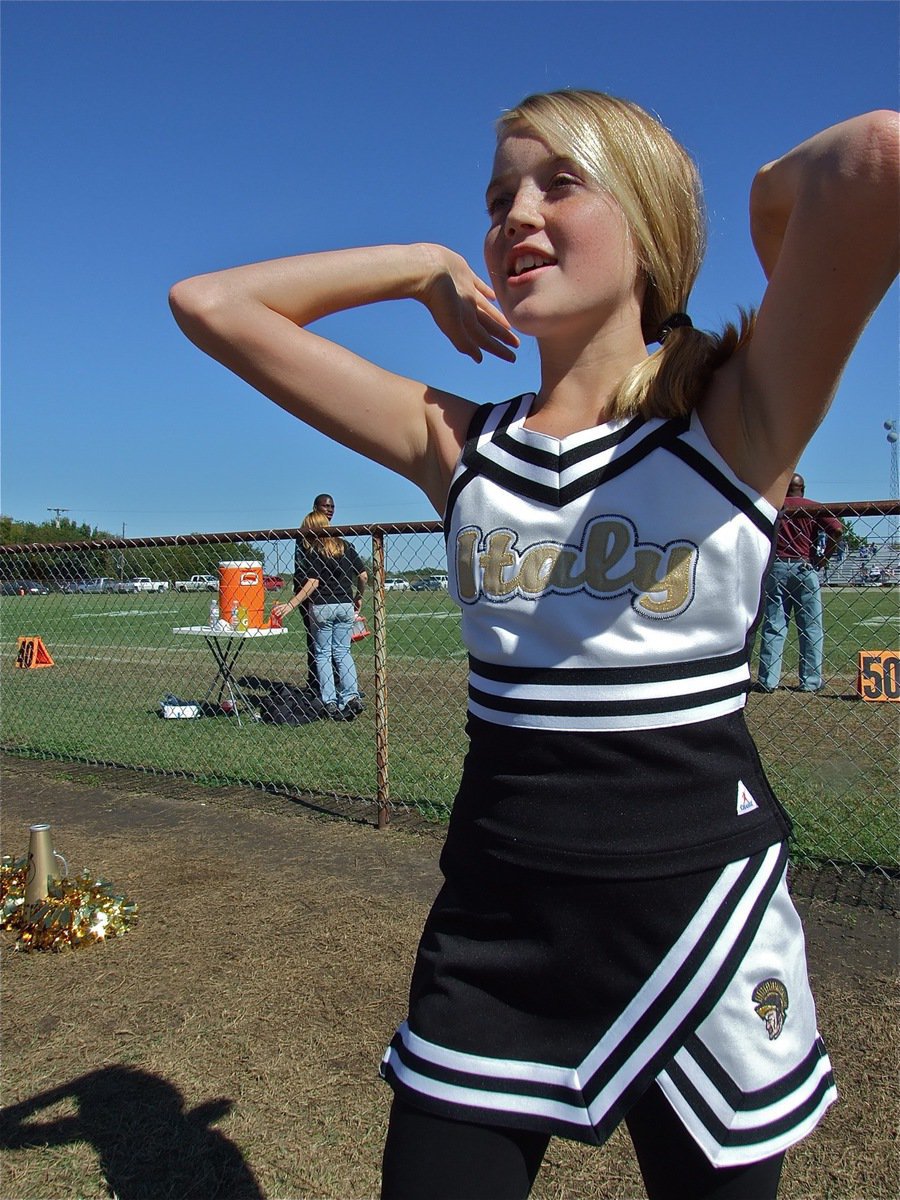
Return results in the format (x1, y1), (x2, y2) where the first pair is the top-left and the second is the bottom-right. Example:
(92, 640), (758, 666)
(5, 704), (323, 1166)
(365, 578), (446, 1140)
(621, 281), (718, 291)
(0, 1064), (264, 1199)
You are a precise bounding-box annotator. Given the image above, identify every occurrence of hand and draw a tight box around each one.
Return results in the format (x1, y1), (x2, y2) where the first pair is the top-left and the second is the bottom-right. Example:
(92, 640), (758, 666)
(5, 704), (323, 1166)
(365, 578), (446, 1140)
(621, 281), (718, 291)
(417, 245), (519, 364)
(272, 602), (291, 619)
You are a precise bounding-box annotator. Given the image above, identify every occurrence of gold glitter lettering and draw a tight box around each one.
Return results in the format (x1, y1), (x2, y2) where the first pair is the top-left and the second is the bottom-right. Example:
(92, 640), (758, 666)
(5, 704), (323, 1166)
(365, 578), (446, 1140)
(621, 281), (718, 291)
(518, 545), (561, 595)
(455, 529), (479, 602)
(584, 519), (634, 592)
(480, 531), (518, 597)
(637, 546), (695, 614)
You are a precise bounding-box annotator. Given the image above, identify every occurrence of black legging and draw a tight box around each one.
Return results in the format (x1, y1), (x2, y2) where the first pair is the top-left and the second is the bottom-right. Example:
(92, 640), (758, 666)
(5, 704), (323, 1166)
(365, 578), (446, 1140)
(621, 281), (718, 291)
(381, 1085), (784, 1200)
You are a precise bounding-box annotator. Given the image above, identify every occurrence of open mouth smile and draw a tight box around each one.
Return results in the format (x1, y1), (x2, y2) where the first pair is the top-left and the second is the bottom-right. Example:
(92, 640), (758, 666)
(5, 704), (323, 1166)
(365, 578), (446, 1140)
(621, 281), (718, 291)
(507, 250), (557, 279)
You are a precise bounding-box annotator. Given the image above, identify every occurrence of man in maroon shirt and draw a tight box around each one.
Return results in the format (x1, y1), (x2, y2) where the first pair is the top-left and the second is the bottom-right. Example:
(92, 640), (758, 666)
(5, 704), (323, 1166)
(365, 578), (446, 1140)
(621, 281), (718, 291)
(756, 474), (844, 692)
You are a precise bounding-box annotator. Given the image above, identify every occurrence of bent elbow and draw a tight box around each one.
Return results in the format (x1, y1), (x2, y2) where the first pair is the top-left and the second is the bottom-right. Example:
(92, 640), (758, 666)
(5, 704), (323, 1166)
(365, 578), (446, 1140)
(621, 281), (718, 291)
(168, 275), (224, 335)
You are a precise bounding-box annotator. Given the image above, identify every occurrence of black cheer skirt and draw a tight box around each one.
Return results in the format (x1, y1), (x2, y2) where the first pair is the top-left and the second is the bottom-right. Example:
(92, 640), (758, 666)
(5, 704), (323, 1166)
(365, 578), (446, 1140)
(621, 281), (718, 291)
(381, 842), (836, 1168)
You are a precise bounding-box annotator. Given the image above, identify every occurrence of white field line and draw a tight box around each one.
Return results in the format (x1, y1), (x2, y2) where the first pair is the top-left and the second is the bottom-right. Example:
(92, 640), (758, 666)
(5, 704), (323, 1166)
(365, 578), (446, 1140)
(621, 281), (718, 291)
(1, 639), (468, 666)
(388, 610), (459, 620)
(71, 609), (180, 618)
(1, 640), (213, 666)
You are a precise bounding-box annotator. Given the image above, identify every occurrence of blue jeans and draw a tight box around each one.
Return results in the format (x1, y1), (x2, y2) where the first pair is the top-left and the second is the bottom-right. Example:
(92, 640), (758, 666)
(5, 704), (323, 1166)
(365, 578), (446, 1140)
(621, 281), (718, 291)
(309, 602), (359, 708)
(757, 560), (824, 691)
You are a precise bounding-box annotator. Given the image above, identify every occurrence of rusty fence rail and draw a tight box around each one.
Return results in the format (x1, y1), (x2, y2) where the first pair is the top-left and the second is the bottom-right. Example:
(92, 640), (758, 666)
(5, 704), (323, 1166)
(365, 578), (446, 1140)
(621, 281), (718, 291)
(1, 505), (898, 871)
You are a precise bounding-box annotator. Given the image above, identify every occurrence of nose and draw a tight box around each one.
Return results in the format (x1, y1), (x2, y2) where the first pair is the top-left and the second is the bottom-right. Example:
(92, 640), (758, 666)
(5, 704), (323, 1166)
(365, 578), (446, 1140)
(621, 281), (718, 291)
(504, 183), (544, 237)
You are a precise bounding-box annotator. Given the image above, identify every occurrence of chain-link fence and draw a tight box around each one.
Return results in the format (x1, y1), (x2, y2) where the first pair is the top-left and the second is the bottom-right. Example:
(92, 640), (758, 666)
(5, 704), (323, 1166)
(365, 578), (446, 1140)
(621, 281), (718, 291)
(2, 505), (897, 871)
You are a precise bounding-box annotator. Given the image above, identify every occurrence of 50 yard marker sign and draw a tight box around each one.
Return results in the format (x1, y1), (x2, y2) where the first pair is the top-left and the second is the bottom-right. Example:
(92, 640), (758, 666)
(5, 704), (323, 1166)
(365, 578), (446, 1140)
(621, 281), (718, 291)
(857, 651), (900, 702)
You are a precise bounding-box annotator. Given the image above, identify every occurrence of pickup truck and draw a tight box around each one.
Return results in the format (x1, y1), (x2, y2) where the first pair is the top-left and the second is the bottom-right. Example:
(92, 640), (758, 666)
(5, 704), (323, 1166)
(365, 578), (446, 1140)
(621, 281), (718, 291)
(174, 574), (218, 592)
(78, 577), (119, 594)
(130, 577), (169, 593)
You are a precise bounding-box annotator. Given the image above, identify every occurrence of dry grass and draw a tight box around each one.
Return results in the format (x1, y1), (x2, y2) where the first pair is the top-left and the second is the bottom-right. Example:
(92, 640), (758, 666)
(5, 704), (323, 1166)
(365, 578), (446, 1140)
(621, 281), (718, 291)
(1, 758), (897, 1200)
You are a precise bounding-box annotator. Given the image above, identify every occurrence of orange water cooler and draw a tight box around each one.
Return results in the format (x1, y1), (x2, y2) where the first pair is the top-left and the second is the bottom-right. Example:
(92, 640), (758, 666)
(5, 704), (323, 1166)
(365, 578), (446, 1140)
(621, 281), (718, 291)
(218, 561), (265, 629)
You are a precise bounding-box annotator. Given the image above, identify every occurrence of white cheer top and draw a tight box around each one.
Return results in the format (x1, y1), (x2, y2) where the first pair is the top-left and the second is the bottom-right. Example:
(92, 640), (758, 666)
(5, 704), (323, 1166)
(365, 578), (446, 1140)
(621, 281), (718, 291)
(445, 394), (779, 733)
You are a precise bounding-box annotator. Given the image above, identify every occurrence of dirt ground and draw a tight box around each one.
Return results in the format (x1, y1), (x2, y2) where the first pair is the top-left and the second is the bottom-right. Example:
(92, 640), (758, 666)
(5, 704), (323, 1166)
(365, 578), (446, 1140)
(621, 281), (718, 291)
(1, 754), (897, 1200)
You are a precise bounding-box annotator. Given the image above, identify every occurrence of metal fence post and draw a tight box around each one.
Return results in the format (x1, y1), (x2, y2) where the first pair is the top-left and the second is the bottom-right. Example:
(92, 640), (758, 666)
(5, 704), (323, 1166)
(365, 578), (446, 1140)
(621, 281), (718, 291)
(372, 529), (389, 829)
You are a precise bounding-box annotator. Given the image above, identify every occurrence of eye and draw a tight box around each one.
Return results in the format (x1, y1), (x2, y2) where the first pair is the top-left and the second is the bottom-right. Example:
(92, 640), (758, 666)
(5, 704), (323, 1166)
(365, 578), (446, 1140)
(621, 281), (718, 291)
(548, 172), (581, 192)
(486, 194), (511, 219)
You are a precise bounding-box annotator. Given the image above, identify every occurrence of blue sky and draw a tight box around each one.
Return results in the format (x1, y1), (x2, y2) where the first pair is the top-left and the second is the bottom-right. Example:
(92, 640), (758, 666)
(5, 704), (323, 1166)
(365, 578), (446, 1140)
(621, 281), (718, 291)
(3, 0), (898, 538)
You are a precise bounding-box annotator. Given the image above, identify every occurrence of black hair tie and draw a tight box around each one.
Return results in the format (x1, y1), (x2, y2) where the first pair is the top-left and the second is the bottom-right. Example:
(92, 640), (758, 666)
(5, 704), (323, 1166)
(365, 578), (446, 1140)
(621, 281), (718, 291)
(656, 313), (692, 344)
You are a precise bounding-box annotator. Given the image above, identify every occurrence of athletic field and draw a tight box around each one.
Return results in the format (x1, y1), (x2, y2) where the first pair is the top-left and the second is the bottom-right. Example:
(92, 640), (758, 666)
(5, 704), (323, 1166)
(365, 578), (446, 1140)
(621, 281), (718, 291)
(2, 585), (897, 866)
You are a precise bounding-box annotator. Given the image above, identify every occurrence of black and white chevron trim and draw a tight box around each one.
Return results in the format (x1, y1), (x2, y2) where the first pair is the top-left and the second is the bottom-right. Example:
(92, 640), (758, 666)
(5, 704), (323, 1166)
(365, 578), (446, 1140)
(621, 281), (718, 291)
(446, 397), (775, 536)
(453, 397), (687, 511)
(657, 1032), (837, 1166)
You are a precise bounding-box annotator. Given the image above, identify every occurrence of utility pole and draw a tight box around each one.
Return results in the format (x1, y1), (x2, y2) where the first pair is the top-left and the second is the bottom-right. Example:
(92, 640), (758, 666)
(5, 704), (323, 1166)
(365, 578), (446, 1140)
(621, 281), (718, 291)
(885, 420), (899, 545)
(47, 507), (69, 528)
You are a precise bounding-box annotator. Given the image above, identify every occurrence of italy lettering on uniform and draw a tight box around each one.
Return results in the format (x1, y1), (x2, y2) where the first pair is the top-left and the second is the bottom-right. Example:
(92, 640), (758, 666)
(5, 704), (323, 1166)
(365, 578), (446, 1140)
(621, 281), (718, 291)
(455, 517), (698, 618)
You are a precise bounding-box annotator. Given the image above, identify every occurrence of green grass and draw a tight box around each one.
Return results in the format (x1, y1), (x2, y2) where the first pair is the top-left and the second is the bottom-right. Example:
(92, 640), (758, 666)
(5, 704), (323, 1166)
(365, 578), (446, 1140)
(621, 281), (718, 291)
(2, 586), (897, 865)
(746, 584), (899, 866)
(0, 588), (466, 815)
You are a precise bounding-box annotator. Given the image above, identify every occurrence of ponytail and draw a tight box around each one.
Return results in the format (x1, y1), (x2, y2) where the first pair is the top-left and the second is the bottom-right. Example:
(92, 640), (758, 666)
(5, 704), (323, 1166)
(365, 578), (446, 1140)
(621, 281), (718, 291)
(610, 309), (756, 421)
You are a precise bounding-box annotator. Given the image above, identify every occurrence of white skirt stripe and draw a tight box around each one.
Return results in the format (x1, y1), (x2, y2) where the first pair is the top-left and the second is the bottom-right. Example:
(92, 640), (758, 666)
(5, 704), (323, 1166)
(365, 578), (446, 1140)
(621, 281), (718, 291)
(386, 1055), (596, 1129)
(667, 1041), (835, 1129)
(656, 1063), (837, 1168)
(394, 1020), (581, 1089)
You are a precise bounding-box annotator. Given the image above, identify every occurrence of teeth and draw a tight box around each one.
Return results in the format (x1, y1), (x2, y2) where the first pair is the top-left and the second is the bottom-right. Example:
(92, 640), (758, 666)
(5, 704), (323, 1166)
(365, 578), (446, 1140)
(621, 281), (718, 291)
(513, 254), (548, 276)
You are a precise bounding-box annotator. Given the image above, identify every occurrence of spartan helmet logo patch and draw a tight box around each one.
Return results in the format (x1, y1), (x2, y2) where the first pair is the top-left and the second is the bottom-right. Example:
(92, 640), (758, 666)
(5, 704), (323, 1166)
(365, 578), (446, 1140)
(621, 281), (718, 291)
(753, 979), (789, 1040)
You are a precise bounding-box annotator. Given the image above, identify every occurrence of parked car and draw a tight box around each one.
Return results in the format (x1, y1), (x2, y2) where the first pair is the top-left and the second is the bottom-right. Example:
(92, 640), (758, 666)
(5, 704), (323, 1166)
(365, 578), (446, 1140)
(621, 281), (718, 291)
(384, 577), (410, 591)
(411, 575), (448, 592)
(263, 574), (284, 591)
(0, 580), (50, 595)
(109, 579), (137, 593)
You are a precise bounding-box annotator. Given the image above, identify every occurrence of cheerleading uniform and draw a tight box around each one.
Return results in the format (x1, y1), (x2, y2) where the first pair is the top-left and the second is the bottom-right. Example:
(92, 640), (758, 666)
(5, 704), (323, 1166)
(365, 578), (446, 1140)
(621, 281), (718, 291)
(381, 394), (836, 1167)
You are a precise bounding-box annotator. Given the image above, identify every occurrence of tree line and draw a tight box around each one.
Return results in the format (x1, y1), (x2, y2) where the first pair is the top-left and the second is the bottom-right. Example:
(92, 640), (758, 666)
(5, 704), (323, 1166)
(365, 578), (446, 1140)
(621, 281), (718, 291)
(0, 515), (260, 587)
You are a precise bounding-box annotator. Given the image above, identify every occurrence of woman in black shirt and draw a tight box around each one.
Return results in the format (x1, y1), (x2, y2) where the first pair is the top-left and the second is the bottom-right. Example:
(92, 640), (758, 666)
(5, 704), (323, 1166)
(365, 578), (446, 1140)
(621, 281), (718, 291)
(274, 510), (367, 718)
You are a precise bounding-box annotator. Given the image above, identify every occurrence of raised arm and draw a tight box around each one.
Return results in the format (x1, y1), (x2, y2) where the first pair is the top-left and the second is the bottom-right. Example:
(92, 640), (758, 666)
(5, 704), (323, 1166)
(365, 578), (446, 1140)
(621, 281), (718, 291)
(702, 110), (899, 504)
(169, 244), (518, 512)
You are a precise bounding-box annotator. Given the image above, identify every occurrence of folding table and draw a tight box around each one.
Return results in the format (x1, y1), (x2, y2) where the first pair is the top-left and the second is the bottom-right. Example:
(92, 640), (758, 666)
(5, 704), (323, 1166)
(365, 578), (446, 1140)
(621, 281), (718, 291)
(172, 625), (287, 726)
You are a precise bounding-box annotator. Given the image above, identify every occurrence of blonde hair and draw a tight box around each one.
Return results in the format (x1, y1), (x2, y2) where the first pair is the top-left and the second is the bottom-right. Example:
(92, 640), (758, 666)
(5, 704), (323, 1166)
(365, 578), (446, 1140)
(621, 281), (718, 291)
(300, 509), (344, 558)
(497, 90), (754, 419)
